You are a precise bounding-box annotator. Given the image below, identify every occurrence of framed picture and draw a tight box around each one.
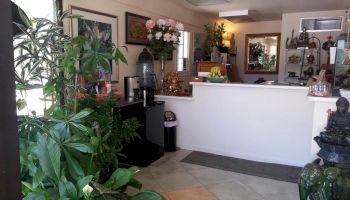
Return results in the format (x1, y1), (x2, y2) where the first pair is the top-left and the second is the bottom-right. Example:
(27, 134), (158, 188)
(125, 12), (150, 45)
(70, 6), (119, 83)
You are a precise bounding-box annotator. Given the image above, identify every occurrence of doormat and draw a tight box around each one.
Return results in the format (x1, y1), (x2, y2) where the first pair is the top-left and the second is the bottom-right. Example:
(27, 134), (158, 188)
(181, 151), (302, 183)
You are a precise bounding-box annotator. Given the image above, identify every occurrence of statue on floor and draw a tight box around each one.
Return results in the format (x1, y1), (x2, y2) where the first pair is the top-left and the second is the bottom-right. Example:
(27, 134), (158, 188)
(319, 97), (350, 146)
(299, 97), (350, 199)
(299, 159), (341, 200)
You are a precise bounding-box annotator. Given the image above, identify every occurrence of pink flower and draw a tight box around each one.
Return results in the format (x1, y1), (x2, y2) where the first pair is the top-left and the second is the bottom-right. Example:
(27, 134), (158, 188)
(166, 19), (176, 27)
(163, 33), (172, 42)
(147, 33), (153, 40)
(145, 19), (155, 30)
(155, 32), (162, 40)
(171, 34), (178, 42)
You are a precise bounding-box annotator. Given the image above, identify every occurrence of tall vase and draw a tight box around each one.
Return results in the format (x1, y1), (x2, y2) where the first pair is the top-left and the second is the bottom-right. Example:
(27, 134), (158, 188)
(159, 55), (166, 94)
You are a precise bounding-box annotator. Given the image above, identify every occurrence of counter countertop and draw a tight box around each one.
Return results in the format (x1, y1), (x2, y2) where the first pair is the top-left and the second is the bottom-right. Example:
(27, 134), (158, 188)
(190, 82), (308, 90)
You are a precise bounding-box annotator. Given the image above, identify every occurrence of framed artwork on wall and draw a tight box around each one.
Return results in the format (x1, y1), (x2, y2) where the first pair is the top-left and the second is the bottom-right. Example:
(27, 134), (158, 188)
(70, 6), (119, 83)
(125, 12), (150, 45)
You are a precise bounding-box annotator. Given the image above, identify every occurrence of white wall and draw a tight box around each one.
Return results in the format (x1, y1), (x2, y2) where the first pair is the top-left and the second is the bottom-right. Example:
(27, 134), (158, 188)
(218, 19), (282, 83)
(63, 0), (212, 93)
(278, 10), (347, 82)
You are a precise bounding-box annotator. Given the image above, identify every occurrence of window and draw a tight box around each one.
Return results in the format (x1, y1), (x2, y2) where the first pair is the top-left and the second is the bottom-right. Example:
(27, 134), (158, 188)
(300, 16), (343, 32)
(177, 31), (190, 72)
(12, 0), (56, 116)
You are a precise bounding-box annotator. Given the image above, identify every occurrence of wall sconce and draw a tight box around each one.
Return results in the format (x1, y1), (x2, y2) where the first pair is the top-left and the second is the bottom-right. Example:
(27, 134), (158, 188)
(223, 32), (231, 47)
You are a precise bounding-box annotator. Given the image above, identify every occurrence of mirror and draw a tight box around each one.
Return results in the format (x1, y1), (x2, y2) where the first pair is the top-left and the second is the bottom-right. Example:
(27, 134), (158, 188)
(244, 33), (281, 74)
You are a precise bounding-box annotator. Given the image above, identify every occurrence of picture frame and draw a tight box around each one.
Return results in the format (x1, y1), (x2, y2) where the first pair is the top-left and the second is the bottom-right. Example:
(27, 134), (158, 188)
(125, 12), (150, 45)
(70, 6), (119, 83)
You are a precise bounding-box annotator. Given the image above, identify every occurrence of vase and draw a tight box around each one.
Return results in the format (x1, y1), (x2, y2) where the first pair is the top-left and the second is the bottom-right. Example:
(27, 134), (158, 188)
(159, 55), (166, 94)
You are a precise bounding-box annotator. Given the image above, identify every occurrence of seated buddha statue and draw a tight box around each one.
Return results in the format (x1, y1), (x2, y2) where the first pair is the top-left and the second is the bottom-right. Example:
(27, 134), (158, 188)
(320, 97), (350, 145)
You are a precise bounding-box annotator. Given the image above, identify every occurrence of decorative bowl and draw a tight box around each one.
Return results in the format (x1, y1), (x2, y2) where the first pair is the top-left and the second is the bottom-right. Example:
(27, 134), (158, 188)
(207, 76), (226, 83)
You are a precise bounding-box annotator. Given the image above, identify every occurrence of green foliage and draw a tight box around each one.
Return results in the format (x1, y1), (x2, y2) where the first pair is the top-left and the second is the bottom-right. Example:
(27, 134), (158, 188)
(15, 8), (165, 200)
(76, 93), (140, 180)
(259, 53), (276, 70)
(203, 22), (225, 55)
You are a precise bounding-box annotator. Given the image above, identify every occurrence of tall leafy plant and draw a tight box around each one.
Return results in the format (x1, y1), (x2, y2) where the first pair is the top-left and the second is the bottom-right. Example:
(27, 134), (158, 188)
(15, 7), (165, 200)
(203, 22), (225, 55)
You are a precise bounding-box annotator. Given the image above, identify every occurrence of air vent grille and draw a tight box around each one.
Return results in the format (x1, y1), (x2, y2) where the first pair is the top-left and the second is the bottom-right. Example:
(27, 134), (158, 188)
(185, 0), (232, 6)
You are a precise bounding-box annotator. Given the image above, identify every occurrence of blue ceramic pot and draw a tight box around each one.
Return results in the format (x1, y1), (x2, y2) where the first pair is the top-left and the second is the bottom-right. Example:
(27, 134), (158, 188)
(207, 77), (226, 83)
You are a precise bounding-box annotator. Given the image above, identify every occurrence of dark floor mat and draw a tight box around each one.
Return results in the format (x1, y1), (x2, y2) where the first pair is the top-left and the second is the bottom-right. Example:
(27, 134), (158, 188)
(181, 151), (302, 183)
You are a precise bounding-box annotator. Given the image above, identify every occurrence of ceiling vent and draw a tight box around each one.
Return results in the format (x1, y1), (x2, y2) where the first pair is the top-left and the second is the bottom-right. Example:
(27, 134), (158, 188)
(185, 0), (232, 6)
(219, 10), (257, 23)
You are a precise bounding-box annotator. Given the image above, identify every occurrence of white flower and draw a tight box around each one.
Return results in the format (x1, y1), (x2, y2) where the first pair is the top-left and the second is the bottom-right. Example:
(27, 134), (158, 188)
(171, 34), (178, 42)
(156, 19), (166, 27)
(82, 184), (93, 197)
(147, 33), (153, 40)
(175, 22), (184, 31)
(155, 32), (162, 40)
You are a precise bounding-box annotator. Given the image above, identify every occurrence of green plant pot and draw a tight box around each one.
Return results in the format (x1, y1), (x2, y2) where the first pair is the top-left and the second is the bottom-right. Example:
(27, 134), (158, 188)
(207, 77), (226, 83)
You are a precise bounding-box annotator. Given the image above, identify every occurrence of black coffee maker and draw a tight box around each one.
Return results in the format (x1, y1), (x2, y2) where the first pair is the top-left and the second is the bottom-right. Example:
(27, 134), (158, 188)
(136, 48), (156, 106)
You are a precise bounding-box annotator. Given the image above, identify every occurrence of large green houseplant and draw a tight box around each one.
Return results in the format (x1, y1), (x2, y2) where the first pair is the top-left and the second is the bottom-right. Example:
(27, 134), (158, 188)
(14, 7), (165, 200)
(203, 22), (225, 56)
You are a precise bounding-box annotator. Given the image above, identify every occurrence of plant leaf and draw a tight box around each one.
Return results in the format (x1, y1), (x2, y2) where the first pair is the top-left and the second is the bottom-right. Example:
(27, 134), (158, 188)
(59, 175), (78, 199)
(130, 190), (166, 200)
(64, 142), (94, 153)
(69, 108), (93, 122)
(77, 175), (93, 198)
(62, 148), (84, 180)
(23, 192), (46, 200)
(36, 134), (60, 182)
(104, 168), (132, 190)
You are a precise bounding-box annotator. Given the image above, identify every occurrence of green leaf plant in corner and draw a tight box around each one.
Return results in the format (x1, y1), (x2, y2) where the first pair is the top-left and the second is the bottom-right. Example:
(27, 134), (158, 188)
(15, 5), (165, 200)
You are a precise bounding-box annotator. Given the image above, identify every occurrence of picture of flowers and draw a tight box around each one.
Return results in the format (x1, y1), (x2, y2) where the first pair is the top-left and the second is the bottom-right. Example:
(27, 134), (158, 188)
(125, 12), (150, 45)
(71, 7), (119, 82)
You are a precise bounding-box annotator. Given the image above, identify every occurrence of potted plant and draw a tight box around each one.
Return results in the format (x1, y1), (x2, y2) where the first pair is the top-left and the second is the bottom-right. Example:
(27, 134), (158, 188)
(203, 22), (225, 58)
(14, 7), (165, 200)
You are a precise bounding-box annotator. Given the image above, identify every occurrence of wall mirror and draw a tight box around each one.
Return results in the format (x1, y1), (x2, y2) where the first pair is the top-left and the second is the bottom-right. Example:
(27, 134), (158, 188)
(244, 33), (281, 74)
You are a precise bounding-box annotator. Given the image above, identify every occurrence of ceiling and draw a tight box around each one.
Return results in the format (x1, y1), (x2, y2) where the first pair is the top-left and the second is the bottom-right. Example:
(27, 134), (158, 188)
(176, 0), (350, 22)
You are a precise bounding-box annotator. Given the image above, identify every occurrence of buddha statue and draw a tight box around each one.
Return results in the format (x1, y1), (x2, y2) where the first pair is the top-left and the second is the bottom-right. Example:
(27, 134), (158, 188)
(319, 97), (350, 146)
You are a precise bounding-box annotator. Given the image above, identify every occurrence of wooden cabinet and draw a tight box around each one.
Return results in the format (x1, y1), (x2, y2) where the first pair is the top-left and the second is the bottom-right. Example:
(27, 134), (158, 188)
(196, 61), (225, 72)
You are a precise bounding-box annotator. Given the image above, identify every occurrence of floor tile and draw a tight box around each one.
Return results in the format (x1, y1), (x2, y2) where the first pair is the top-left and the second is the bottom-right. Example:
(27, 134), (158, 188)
(180, 162), (210, 172)
(206, 180), (264, 200)
(150, 160), (185, 175)
(162, 186), (218, 200)
(125, 149), (300, 200)
(166, 149), (192, 162)
(187, 167), (237, 185)
(265, 193), (300, 200)
(239, 175), (298, 198)
(153, 171), (202, 191)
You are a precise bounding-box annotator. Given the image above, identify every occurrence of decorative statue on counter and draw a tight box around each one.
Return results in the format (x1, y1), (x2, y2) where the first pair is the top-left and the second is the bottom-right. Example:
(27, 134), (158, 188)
(163, 72), (183, 96)
(211, 46), (222, 63)
(229, 33), (236, 54)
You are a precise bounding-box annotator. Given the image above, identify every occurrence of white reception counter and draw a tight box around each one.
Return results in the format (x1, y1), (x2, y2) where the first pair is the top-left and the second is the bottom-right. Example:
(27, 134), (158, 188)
(155, 82), (338, 167)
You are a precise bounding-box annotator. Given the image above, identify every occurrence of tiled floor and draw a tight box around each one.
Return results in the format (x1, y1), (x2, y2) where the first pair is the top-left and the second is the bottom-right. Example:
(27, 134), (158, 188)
(127, 149), (299, 200)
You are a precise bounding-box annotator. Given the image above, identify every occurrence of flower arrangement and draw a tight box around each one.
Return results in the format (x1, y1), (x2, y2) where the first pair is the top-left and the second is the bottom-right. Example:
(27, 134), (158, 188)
(145, 18), (184, 58)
